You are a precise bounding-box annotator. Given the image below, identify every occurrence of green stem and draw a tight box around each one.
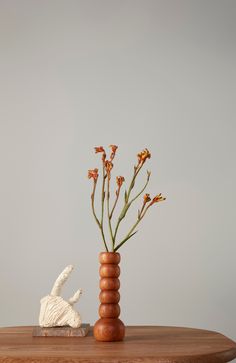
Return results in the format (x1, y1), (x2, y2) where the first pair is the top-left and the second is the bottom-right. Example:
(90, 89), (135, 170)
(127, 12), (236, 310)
(113, 168), (150, 243)
(91, 180), (108, 252)
(127, 165), (141, 200)
(113, 167), (138, 242)
(114, 204), (150, 252)
(91, 181), (100, 227)
(107, 176), (114, 250)
(100, 228), (108, 251)
(129, 171), (151, 205)
(109, 187), (120, 219)
(101, 165), (106, 239)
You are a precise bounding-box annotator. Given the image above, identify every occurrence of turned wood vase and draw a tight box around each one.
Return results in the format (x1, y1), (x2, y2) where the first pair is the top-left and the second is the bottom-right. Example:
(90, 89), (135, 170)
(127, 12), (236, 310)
(93, 252), (125, 342)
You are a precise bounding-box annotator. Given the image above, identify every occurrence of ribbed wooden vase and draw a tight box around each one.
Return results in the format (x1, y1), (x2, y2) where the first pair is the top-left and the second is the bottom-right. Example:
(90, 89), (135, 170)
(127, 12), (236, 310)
(93, 252), (125, 342)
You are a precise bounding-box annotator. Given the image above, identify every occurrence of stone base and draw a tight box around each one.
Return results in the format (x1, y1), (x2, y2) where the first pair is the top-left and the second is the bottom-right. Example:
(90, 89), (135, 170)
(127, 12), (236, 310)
(33, 324), (90, 337)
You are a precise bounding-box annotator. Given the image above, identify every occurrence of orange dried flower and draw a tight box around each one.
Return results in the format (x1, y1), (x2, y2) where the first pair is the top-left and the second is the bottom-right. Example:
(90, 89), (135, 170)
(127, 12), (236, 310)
(137, 148), (151, 164)
(95, 146), (106, 162)
(143, 193), (151, 203)
(88, 168), (99, 181)
(151, 193), (166, 204)
(94, 146), (105, 153)
(105, 160), (113, 174)
(109, 144), (118, 160)
(116, 176), (125, 188)
(110, 144), (118, 153)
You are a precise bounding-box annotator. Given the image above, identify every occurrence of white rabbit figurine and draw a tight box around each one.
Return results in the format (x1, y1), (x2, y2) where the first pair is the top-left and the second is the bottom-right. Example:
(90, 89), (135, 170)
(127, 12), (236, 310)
(39, 265), (82, 328)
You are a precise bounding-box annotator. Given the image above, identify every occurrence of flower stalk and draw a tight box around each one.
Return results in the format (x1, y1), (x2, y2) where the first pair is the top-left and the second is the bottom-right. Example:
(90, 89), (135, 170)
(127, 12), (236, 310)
(100, 163), (106, 243)
(105, 161), (115, 247)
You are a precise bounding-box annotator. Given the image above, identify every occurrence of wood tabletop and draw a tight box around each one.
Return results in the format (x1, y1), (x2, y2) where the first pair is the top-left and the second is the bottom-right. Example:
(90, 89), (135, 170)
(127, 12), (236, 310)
(0, 325), (236, 363)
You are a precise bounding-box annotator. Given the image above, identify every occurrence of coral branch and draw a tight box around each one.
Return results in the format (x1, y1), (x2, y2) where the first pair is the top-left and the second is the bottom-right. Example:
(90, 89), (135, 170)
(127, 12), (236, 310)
(40, 265), (82, 328)
(68, 289), (82, 305)
(50, 265), (74, 297)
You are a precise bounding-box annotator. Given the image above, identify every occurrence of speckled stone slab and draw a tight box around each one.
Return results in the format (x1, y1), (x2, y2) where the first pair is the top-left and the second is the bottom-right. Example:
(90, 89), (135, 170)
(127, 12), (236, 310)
(33, 324), (90, 337)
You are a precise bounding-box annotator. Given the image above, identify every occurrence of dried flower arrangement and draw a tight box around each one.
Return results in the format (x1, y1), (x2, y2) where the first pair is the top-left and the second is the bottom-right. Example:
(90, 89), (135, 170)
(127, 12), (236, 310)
(88, 145), (166, 252)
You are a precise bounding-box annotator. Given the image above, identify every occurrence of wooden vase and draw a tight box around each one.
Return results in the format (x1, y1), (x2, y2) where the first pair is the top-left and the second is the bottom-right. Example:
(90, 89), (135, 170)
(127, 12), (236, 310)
(93, 252), (125, 342)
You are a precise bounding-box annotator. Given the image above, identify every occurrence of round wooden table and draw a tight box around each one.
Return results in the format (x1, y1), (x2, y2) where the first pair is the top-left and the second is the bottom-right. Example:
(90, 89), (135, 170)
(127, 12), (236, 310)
(0, 326), (236, 362)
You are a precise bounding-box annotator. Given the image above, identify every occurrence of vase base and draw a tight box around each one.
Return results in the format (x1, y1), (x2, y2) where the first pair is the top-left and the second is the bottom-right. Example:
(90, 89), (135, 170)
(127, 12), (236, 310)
(93, 318), (125, 342)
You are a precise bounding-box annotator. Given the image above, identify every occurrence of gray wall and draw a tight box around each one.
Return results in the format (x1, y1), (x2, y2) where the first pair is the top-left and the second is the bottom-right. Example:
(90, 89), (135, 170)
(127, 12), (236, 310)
(0, 0), (236, 348)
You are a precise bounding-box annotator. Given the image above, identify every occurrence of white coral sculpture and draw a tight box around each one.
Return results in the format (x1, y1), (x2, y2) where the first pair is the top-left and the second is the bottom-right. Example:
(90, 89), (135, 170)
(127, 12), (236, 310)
(39, 265), (82, 328)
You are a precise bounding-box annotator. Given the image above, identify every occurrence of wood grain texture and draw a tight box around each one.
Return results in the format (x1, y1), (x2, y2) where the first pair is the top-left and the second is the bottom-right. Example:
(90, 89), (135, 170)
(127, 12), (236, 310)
(0, 326), (236, 363)
(94, 252), (125, 342)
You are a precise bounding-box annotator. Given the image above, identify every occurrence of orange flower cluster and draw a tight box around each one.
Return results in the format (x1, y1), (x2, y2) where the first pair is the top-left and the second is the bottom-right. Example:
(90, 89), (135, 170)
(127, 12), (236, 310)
(95, 146), (106, 162)
(110, 144), (118, 161)
(88, 168), (99, 181)
(88, 145), (166, 252)
(150, 193), (166, 205)
(143, 193), (151, 203)
(116, 176), (125, 188)
(94, 146), (105, 153)
(137, 148), (151, 165)
(105, 160), (113, 176)
(90, 145), (118, 179)
(142, 192), (166, 209)
(94, 145), (118, 164)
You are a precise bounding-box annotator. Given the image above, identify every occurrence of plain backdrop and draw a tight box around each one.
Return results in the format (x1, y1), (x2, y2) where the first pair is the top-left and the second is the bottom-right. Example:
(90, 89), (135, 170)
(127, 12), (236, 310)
(0, 0), (235, 350)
